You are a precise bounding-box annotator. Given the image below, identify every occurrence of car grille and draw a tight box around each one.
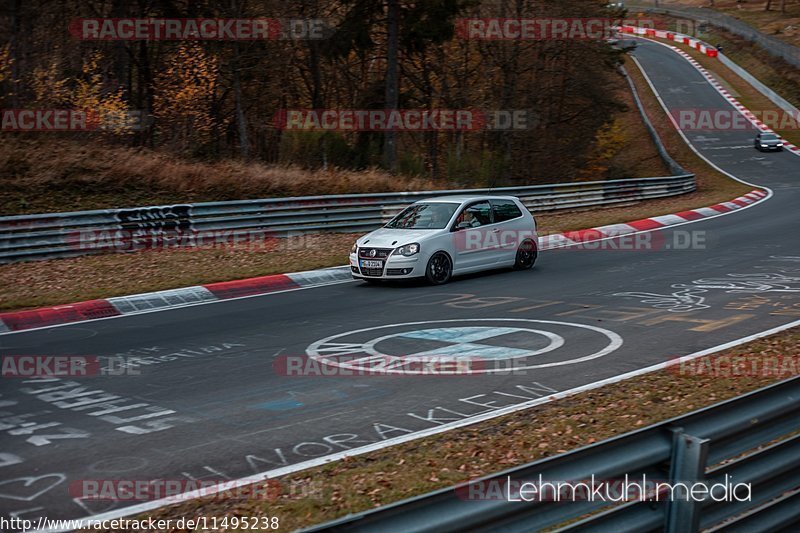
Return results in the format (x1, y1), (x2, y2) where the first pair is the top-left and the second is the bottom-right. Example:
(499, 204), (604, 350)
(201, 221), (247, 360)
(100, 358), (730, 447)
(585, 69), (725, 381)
(357, 247), (391, 276)
(358, 247), (392, 259)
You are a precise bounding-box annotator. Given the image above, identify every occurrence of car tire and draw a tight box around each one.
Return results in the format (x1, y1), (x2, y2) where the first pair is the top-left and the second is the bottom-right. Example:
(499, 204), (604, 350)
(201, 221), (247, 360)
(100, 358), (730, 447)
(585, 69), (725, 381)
(425, 252), (452, 285)
(514, 239), (537, 270)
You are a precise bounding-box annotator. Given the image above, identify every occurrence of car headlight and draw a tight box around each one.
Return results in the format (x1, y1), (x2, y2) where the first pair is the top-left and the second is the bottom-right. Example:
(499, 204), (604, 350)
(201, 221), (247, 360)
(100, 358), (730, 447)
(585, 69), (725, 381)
(351, 243), (358, 254)
(761, 144), (769, 147)
(394, 243), (420, 256)
(777, 143), (784, 147)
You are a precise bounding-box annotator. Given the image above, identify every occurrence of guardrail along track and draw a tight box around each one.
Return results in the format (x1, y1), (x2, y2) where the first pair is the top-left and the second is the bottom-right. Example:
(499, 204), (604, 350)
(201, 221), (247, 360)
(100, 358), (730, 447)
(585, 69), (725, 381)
(304, 376), (800, 532)
(0, 174), (695, 263)
(629, 4), (800, 69)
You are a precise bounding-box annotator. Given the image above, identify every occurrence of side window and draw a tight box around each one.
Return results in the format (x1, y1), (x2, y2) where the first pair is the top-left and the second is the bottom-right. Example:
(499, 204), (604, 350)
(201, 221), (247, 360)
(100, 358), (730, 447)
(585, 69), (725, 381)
(492, 200), (523, 223)
(455, 201), (492, 228)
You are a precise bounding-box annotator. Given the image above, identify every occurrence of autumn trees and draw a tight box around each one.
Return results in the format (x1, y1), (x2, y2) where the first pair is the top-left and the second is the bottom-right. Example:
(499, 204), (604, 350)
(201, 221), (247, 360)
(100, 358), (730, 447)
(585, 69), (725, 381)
(1, 0), (627, 185)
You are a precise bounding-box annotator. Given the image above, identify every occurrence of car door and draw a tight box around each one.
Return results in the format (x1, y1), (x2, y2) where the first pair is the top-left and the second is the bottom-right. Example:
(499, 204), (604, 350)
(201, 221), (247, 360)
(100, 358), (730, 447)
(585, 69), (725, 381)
(491, 199), (526, 264)
(451, 201), (495, 271)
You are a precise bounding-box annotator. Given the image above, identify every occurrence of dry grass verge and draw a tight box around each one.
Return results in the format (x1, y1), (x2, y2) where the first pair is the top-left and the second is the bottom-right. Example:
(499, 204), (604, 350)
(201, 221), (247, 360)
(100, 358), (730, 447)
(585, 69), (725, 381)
(658, 0), (800, 48)
(84, 326), (799, 532)
(0, 138), (442, 216)
(0, 81), (668, 218)
(589, 67), (671, 179)
(0, 235), (355, 312)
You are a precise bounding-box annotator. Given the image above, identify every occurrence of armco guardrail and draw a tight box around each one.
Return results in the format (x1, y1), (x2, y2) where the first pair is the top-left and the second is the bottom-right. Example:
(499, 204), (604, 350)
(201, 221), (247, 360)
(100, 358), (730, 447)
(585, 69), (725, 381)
(303, 376), (800, 533)
(622, 17), (800, 122)
(0, 174), (695, 263)
(620, 65), (687, 177)
(630, 4), (800, 69)
(620, 25), (719, 57)
(717, 52), (800, 120)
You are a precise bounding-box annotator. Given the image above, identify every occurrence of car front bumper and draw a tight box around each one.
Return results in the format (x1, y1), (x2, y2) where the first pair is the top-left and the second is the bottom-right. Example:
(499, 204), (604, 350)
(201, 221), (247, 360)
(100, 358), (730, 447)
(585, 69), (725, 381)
(349, 253), (422, 280)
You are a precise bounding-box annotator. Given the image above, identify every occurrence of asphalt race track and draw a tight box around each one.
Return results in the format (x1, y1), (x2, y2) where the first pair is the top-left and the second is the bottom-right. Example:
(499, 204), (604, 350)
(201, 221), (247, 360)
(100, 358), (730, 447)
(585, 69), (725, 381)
(1, 39), (799, 526)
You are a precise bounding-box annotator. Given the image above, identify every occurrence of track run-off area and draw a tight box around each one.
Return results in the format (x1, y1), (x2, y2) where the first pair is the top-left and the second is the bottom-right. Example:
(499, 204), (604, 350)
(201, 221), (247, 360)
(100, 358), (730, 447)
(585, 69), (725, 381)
(0, 38), (798, 527)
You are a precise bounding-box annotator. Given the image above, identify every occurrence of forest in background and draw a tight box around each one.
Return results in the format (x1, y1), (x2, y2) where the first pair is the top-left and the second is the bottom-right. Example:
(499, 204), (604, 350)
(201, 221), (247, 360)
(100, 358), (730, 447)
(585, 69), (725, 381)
(2, 0), (632, 186)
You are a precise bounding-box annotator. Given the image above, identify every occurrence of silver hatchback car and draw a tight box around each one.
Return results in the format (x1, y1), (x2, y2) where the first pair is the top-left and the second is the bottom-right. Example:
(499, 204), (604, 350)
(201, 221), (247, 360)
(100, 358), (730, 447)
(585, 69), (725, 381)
(350, 195), (538, 284)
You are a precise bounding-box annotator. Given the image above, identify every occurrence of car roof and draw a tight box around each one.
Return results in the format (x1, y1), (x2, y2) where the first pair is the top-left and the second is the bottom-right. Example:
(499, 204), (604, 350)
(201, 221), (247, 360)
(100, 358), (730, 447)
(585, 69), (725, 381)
(414, 195), (519, 204)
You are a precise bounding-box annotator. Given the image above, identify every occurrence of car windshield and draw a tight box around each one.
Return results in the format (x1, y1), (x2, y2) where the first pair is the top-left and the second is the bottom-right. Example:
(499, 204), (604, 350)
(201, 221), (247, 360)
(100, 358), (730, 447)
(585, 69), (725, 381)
(761, 134), (778, 140)
(385, 202), (459, 229)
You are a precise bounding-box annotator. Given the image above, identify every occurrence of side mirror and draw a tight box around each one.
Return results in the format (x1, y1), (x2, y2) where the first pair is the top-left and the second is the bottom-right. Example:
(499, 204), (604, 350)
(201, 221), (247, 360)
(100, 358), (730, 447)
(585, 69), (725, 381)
(454, 221), (472, 230)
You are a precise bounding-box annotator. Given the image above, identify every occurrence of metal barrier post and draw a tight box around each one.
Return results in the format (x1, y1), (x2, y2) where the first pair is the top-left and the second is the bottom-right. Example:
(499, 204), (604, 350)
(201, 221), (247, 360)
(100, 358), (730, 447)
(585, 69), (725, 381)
(666, 428), (709, 533)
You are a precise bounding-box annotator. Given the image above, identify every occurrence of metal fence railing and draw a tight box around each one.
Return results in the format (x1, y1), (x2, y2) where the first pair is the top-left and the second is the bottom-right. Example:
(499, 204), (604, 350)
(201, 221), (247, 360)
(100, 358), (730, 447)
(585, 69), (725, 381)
(0, 174), (695, 263)
(631, 4), (800, 69)
(303, 376), (800, 533)
(717, 53), (800, 119)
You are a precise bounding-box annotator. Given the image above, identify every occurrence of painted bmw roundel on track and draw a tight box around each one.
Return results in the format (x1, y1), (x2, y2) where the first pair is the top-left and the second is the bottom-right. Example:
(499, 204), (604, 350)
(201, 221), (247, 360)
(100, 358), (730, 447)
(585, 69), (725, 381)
(306, 318), (623, 374)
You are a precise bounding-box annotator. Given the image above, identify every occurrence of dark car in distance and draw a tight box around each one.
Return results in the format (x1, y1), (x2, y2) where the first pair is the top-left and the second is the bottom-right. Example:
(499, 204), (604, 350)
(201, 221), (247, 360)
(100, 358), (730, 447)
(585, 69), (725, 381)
(754, 132), (784, 152)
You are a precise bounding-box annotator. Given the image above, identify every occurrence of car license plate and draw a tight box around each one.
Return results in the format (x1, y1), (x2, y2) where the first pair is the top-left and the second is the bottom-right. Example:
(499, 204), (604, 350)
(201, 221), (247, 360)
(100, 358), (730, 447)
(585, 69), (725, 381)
(360, 260), (382, 268)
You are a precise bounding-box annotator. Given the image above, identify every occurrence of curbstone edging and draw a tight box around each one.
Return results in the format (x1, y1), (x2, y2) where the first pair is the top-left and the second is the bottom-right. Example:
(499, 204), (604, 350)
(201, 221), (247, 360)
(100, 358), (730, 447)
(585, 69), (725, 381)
(538, 189), (766, 249)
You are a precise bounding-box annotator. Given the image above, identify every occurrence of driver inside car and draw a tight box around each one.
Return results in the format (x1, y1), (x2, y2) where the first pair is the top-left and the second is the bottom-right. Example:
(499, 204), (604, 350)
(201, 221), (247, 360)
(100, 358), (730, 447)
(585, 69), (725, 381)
(455, 210), (477, 228)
